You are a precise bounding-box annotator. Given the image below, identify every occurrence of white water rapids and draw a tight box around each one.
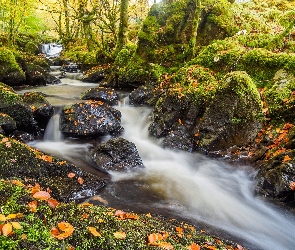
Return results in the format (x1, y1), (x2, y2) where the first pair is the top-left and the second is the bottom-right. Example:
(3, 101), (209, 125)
(20, 77), (295, 250)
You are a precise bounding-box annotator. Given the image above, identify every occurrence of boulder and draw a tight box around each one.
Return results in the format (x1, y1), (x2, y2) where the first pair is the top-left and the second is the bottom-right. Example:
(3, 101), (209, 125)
(81, 87), (119, 106)
(22, 92), (54, 129)
(60, 100), (122, 137)
(0, 47), (26, 86)
(82, 70), (105, 83)
(255, 150), (295, 207)
(0, 113), (17, 134)
(198, 71), (264, 152)
(0, 134), (109, 202)
(92, 137), (144, 172)
(0, 82), (38, 133)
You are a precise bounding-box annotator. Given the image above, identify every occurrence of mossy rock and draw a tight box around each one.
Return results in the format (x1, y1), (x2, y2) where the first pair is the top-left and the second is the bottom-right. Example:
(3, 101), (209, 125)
(198, 71), (264, 152)
(264, 69), (295, 121)
(0, 134), (108, 202)
(0, 47), (26, 86)
(0, 82), (23, 107)
(0, 179), (240, 250)
(0, 113), (17, 135)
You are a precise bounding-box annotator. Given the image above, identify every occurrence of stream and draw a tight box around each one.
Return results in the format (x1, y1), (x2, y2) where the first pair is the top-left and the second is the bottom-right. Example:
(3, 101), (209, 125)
(17, 73), (295, 250)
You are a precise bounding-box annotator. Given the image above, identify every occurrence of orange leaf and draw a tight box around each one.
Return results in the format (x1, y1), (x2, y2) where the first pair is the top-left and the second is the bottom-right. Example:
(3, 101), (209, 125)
(175, 227), (183, 233)
(187, 243), (200, 250)
(28, 200), (38, 212)
(50, 227), (60, 236)
(11, 222), (22, 230)
(51, 222), (75, 240)
(113, 231), (126, 239)
(68, 172), (75, 178)
(88, 227), (101, 237)
(0, 214), (7, 221)
(152, 241), (174, 249)
(2, 223), (13, 236)
(30, 183), (41, 195)
(47, 198), (59, 208)
(283, 155), (292, 163)
(78, 177), (84, 184)
(80, 213), (89, 220)
(290, 182), (295, 190)
(33, 191), (51, 200)
(148, 233), (163, 244)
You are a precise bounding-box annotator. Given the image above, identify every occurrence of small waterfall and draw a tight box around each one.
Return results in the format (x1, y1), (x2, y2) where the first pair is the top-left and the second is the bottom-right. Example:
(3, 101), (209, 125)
(43, 110), (63, 142)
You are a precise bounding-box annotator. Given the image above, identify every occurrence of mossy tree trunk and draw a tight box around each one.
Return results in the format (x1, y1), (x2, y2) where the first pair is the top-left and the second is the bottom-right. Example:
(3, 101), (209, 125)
(188, 0), (201, 59)
(115, 0), (129, 56)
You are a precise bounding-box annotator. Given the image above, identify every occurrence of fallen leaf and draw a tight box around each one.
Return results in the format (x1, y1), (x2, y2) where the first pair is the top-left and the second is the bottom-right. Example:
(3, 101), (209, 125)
(290, 182), (295, 190)
(11, 222), (22, 230)
(78, 177), (84, 184)
(186, 243), (200, 250)
(113, 231), (126, 239)
(51, 222), (75, 240)
(283, 155), (292, 163)
(47, 198), (59, 208)
(0, 214), (7, 221)
(33, 191), (50, 200)
(148, 233), (163, 243)
(28, 200), (38, 212)
(91, 195), (108, 205)
(2, 223), (13, 236)
(68, 172), (75, 178)
(88, 227), (101, 237)
(152, 241), (174, 249)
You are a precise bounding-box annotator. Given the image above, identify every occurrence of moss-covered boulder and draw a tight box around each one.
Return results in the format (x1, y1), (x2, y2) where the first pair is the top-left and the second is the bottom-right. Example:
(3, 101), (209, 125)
(92, 138), (144, 172)
(80, 87), (119, 106)
(148, 65), (218, 152)
(0, 113), (17, 135)
(0, 47), (26, 86)
(198, 71), (264, 152)
(22, 92), (54, 129)
(60, 101), (123, 138)
(0, 134), (108, 202)
(16, 53), (51, 86)
(0, 83), (38, 133)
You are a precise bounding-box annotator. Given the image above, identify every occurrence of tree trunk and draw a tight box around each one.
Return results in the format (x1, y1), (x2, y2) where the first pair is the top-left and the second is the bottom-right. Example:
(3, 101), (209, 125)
(115, 0), (129, 56)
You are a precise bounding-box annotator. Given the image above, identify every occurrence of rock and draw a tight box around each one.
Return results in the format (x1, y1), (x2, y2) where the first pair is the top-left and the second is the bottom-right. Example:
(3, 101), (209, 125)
(0, 134), (109, 202)
(129, 84), (154, 106)
(0, 47), (26, 86)
(46, 74), (61, 85)
(92, 137), (144, 172)
(0, 83), (38, 133)
(255, 151), (295, 207)
(22, 92), (54, 129)
(60, 100), (122, 137)
(82, 70), (104, 83)
(0, 113), (17, 134)
(198, 71), (264, 152)
(81, 87), (119, 106)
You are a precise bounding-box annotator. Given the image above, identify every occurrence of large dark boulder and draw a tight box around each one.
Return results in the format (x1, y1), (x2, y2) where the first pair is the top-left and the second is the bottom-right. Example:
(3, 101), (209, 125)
(0, 134), (109, 202)
(0, 82), (38, 133)
(0, 47), (26, 86)
(255, 150), (295, 207)
(60, 100), (122, 137)
(80, 87), (119, 106)
(198, 71), (264, 152)
(92, 137), (144, 172)
(0, 112), (17, 135)
(22, 92), (54, 129)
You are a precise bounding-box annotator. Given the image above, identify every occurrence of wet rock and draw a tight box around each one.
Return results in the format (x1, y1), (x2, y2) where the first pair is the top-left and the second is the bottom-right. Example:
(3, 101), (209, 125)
(0, 134), (109, 202)
(82, 70), (104, 83)
(60, 100), (122, 137)
(129, 84), (154, 106)
(46, 74), (61, 85)
(255, 151), (295, 207)
(81, 87), (119, 106)
(0, 113), (17, 134)
(198, 71), (264, 152)
(22, 92), (54, 129)
(92, 137), (144, 172)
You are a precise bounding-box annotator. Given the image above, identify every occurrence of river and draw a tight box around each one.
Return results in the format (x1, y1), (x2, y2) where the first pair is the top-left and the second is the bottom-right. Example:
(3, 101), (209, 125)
(17, 73), (295, 250)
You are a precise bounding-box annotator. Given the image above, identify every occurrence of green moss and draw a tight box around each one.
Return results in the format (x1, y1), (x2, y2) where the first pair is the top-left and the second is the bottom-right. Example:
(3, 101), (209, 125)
(0, 82), (23, 107)
(0, 47), (25, 77)
(22, 92), (49, 109)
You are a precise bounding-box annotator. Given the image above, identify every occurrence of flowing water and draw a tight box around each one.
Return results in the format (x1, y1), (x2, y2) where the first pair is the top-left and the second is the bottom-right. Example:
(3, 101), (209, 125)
(17, 74), (295, 250)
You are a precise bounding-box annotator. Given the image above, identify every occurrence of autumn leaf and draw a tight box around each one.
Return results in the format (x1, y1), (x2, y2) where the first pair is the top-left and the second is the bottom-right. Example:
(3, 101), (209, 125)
(78, 177), (84, 184)
(152, 241), (174, 249)
(11, 222), (22, 230)
(80, 213), (89, 220)
(68, 172), (75, 178)
(148, 233), (164, 243)
(47, 198), (59, 208)
(28, 200), (38, 212)
(290, 182), (295, 190)
(0, 214), (7, 221)
(113, 231), (126, 239)
(2, 223), (13, 236)
(33, 191), (50, 200)
(51, 222), (75, 240)
(186, 243), (200, 250)
(88, 227), (101, 237)
(283, 155), (292, 163)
